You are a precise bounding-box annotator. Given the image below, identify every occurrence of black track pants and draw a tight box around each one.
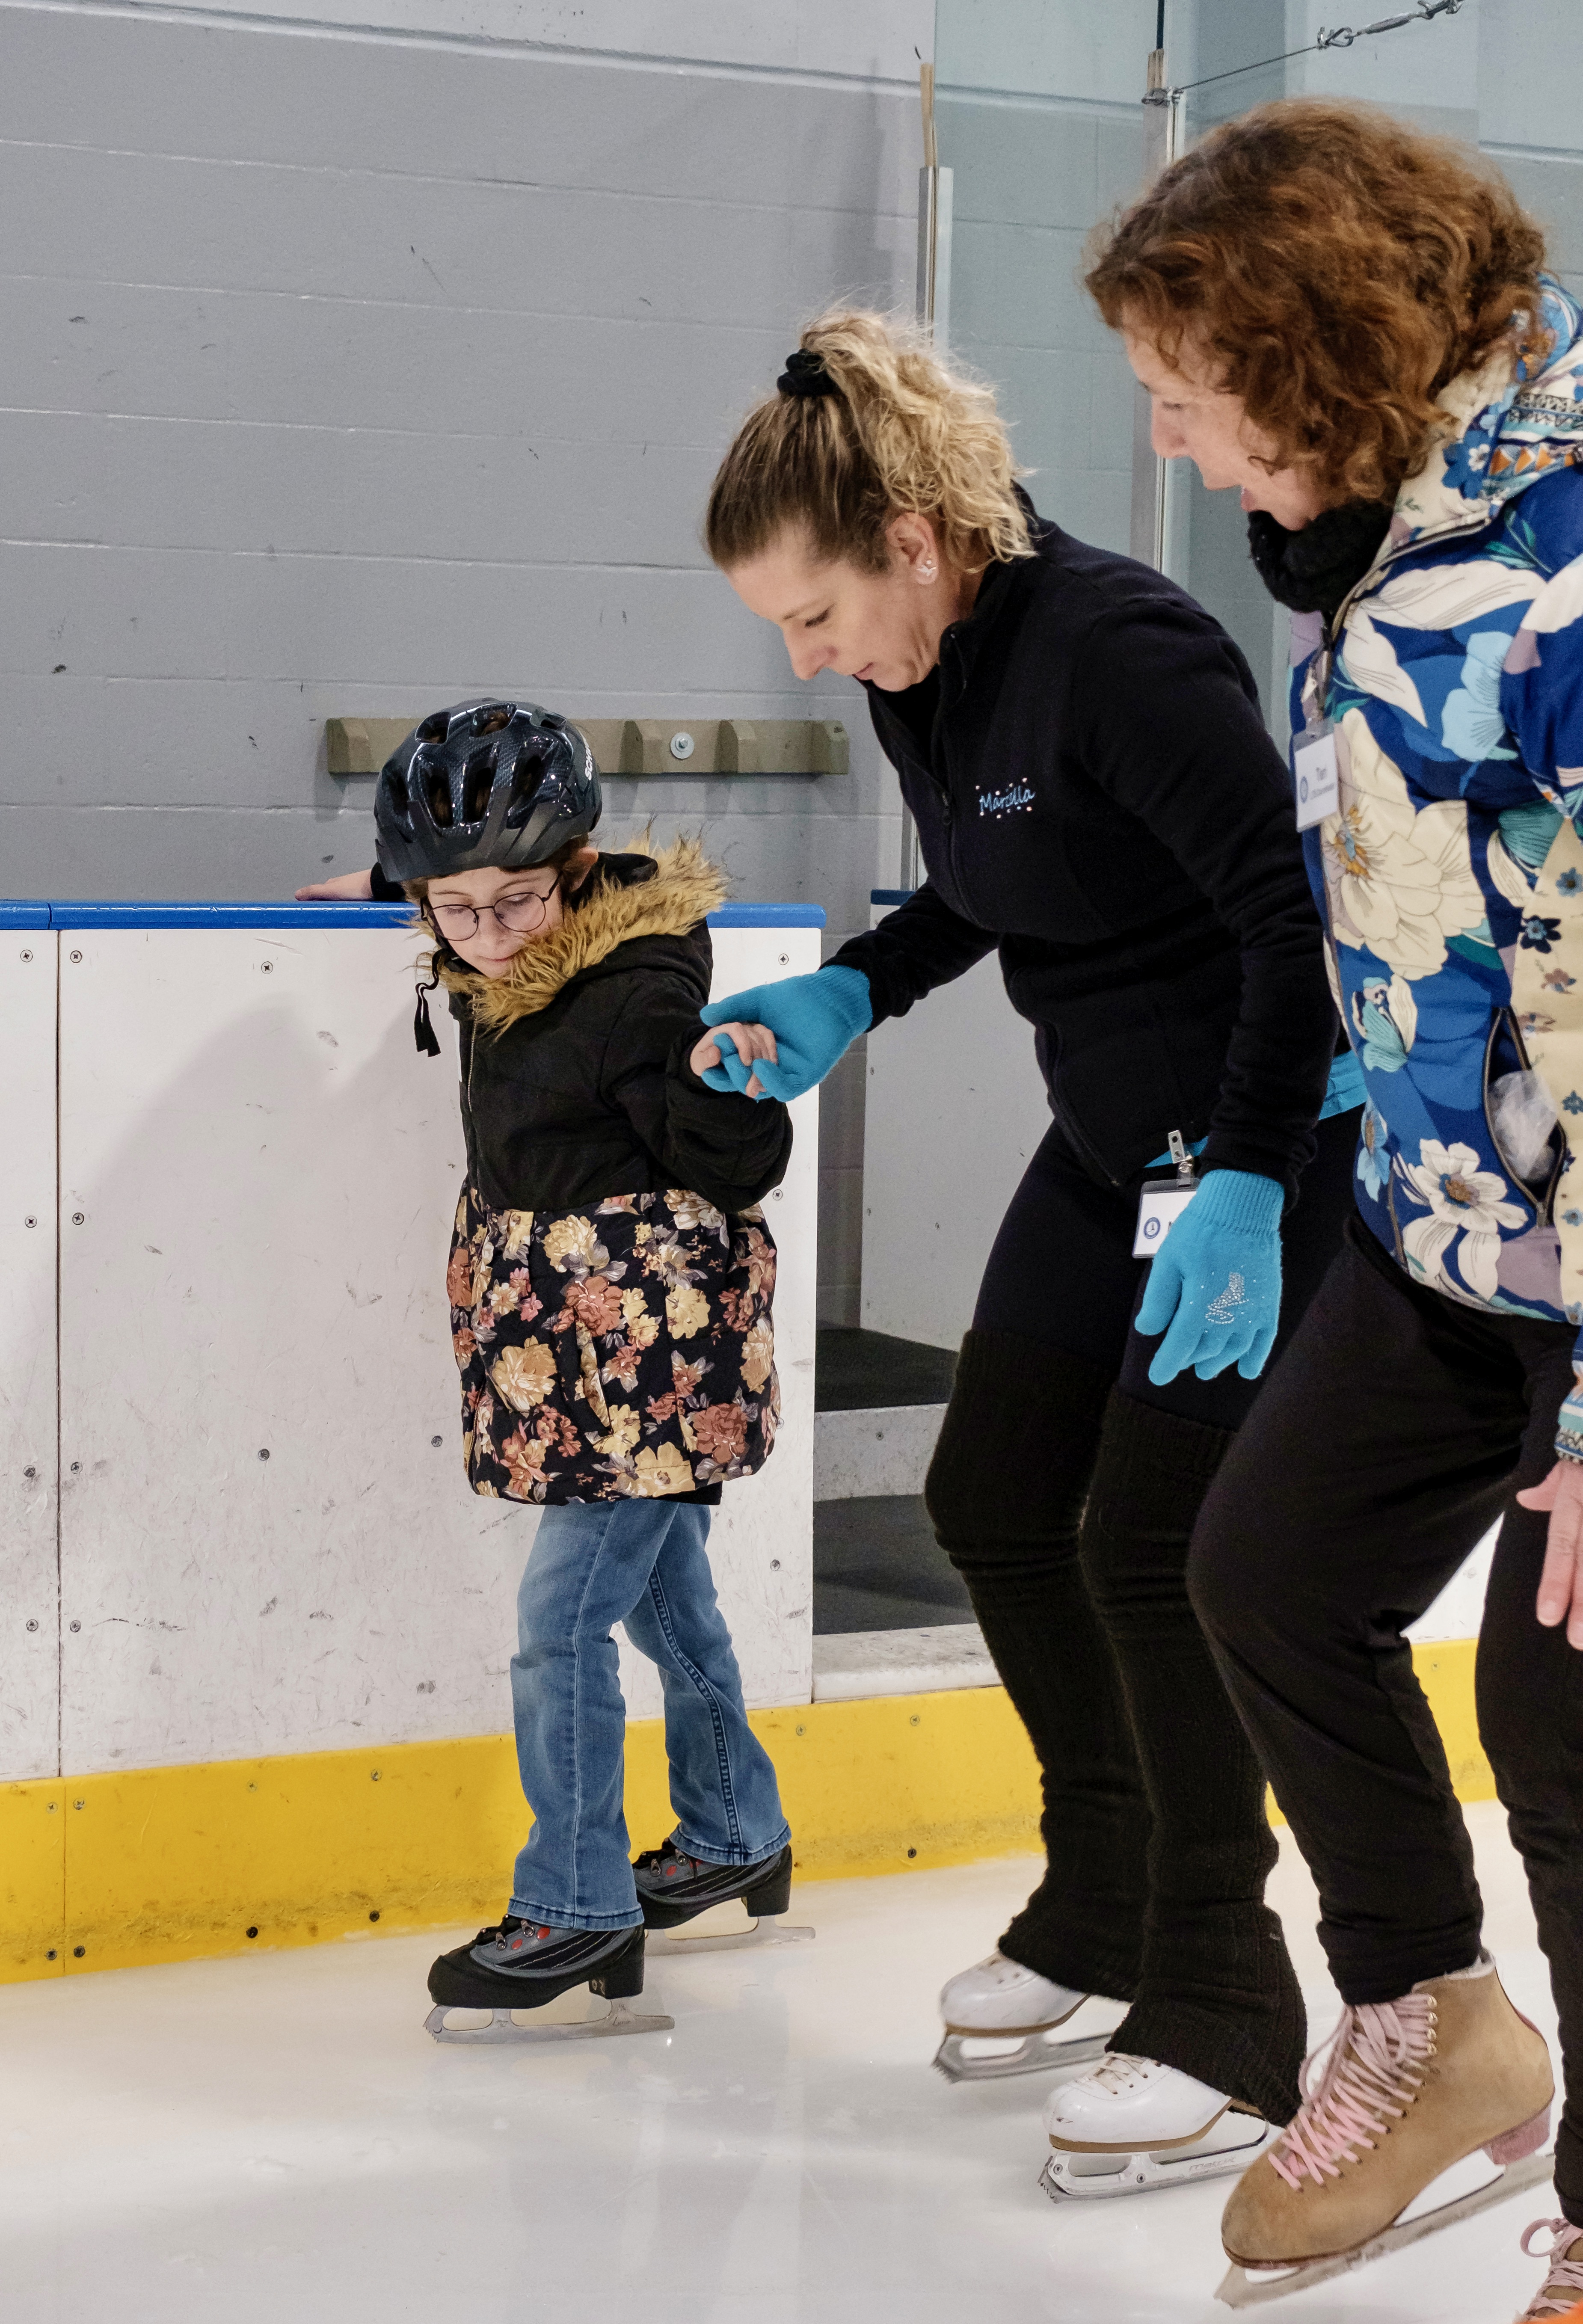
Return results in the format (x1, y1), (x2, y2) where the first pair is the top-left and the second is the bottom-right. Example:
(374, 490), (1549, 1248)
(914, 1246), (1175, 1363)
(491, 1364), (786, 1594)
(925, 1106), (1360, 2126)
(1189, 1216), (1583, 2222)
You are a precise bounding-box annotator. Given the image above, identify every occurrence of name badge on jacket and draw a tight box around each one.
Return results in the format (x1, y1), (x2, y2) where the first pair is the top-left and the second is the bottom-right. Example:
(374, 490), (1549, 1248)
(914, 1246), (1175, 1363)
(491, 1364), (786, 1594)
(1132, 1177), (1201, 1259)
(1294, 724), (1339, 831)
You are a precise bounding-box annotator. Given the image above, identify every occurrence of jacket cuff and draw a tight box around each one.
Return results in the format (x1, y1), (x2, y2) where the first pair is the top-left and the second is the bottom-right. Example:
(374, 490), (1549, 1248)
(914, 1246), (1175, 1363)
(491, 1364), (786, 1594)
(1557, 1378), (1583, 1464)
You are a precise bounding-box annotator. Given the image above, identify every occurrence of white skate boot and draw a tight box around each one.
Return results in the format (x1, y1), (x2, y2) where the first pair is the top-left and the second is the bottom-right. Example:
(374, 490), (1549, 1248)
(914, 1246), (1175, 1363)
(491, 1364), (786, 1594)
(933, 1950), (1124, 2084)
(1040, 2052), (1275, 2201)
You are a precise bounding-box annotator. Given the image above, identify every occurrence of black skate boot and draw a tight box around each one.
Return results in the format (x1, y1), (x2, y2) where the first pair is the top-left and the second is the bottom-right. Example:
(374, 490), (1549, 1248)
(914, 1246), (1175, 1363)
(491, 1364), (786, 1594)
(634, 1838), (814, 1955)
(424, 1919), (671, 2047)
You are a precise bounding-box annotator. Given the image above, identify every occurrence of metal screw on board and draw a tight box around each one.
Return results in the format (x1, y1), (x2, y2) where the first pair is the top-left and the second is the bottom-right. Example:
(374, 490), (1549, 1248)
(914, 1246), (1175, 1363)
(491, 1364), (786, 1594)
(431, 1435), (443, 1448)
(69, 950), (82, 964)
(771, 1190), (783, 1199)
(23, 1467), (36, 1480)
(19, 948), (32, 962)
(71, 1212), (85, 1225)
(24, 1216), (37, 1228)
(668, 731), (696, 761)
(257, 1447), (270, 1461)
(259, 960), (275, 975)
(26, 1619), (38, 1632)
(69, 1620), (80, 1632)
(770, 1559), (780, 1571)
(246, 1927), (259, 1940)
(778, 953), (789, 966)
(69, 1461), (80, 1473)
(73, 1946), (85, 1958)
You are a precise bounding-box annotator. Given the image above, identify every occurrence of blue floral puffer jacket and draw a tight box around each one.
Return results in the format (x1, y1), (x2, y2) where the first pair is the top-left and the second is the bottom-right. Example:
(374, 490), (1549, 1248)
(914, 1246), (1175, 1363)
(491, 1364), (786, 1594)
(1302, 278), (1583, 1460)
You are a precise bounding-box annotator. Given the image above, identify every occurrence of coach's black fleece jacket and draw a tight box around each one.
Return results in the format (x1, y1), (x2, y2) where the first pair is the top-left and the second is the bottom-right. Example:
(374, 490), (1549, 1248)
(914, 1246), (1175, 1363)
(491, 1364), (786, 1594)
(831, 501), (1338, 1200)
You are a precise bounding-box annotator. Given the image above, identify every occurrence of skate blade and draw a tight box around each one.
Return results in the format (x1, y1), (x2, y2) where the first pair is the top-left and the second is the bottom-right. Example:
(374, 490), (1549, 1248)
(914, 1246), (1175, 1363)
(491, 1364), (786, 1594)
(1041, 2116), (1275, 2202)
(645, 1912), (815, 1957)
(934, 2028), (1114, 2085)
(424, 1996), (674, 2046)
(1213, 2147), (1554, 2308)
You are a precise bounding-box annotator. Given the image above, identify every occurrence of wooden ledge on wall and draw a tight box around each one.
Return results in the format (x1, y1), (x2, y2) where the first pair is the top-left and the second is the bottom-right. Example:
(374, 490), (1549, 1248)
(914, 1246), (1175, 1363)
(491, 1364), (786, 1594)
(325, 716), (849, 778)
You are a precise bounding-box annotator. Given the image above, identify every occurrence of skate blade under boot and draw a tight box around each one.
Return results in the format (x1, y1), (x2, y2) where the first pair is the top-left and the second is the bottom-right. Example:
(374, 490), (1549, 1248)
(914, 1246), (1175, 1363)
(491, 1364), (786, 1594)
(424, 1924), (673, 2046)
(934, 1991), (1125, 2085)
(1042, 2108), (1277, 2202)
(424, 1995), (674, 2045)
(641, 1844), (814, 1956)
(1214, 2146), (1555, 2308)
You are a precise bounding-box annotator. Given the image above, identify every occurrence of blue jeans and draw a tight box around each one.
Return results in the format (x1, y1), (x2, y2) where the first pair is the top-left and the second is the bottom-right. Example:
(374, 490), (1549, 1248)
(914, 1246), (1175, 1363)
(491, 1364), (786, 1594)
(509, 1500), (789, 1929)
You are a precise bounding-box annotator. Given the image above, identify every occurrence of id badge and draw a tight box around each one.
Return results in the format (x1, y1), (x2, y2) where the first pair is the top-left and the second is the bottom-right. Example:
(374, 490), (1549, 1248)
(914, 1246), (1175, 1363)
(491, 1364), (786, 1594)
(1132, 1175), (1200, 1259)
(1294, 723), (1339, 832)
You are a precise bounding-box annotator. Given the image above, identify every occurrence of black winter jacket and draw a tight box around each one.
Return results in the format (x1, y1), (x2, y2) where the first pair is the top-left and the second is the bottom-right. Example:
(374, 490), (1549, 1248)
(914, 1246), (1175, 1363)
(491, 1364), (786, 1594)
(446, 843), (792, 1216)
(832, 503), (1338, 1198)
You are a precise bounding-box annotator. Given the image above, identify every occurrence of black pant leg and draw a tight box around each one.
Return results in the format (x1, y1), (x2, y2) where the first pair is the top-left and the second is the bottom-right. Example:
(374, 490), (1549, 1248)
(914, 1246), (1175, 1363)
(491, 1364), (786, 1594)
(1475, 1334), (1583, 2226)
(1190, 1221), (1544, 2003)
(928, 1123), (1149, 1995)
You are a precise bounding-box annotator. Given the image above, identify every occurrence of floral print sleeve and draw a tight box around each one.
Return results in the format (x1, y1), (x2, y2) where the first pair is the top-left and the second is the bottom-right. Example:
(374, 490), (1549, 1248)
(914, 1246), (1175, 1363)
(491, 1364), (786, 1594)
(448, 1186), (780, 1503)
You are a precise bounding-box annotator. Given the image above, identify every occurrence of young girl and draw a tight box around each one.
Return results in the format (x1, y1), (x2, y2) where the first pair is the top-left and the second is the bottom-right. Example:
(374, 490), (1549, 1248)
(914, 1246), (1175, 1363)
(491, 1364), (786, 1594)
(317, 697), (797, 2034)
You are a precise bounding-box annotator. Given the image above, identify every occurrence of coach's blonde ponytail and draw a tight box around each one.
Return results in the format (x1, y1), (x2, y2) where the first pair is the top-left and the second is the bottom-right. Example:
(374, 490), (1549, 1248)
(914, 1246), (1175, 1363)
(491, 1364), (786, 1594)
(705, 310), (1031, 576)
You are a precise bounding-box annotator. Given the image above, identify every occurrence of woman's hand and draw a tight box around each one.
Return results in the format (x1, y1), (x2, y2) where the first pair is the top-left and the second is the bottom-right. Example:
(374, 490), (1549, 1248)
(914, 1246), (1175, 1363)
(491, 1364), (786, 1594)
(691, 1021), (779, 1099)
(1517, 1460), (1583, 1648)
(294, 869), (374, 901)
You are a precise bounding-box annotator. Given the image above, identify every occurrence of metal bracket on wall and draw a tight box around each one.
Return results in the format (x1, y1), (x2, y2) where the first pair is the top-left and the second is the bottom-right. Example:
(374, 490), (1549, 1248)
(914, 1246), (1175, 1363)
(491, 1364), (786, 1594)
(325, 717), (848, 779)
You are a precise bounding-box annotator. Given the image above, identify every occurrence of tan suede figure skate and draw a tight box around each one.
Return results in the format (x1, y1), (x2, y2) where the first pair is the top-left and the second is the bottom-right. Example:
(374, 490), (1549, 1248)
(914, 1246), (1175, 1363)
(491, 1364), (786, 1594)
(1215, 1960), (1555, 2307)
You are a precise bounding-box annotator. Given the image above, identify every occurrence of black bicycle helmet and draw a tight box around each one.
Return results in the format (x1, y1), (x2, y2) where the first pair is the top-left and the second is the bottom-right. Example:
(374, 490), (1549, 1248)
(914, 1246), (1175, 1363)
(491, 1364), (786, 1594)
(374, 699), (600, 882)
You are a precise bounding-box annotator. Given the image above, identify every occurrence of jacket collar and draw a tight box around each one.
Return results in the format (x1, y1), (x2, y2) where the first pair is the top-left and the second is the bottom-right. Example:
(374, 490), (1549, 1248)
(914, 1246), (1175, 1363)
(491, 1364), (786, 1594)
(1384, 276), (1583, 560)
(441, 836), (726, 1035)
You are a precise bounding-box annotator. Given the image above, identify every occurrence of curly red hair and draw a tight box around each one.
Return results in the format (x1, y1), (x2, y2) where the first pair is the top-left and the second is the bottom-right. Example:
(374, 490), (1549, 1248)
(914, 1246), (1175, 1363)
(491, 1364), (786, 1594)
(1086, 98), (1550, 504)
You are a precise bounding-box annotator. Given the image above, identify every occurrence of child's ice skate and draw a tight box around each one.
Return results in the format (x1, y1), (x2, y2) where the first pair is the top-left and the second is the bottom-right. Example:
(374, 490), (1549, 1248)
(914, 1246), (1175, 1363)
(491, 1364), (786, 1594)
(635, 1837), (814, 1955)
(1515, 2218), (1583, 2319)
(933, 1950), (1123, 2083)
(1039, 2051), (1275, 2199)
(1215, 1959), (1555, 2307)
(424, 1918), (672, 2045)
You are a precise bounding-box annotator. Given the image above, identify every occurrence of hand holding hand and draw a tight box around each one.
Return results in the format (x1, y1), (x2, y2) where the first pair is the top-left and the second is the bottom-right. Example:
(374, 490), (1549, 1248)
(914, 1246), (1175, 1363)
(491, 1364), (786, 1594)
(294, 869), (375, 901)
(690, 1021), (779, 1099)
(1134, 1168), (1284, 1386)
(697, 965), (872, 1101)
(1517, 1459), (1583, 1648)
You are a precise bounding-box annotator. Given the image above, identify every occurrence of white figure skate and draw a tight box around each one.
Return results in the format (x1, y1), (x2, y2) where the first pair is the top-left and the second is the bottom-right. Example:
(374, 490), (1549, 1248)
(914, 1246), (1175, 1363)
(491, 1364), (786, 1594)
(933, 1950), (1124, 2084)
(1041, 2052), (1275, 2200)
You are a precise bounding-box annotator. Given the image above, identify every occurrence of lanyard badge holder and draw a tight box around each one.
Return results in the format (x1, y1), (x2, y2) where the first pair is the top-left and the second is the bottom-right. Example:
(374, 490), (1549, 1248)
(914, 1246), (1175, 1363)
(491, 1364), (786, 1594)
(1132, 1130), (1200, 1259)
(1293, 643), (1340, 833)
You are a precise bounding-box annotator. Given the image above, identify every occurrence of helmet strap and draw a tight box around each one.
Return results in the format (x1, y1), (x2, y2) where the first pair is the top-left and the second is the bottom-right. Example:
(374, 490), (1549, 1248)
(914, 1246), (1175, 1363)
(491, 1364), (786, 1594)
(413, 960), (442, 1058)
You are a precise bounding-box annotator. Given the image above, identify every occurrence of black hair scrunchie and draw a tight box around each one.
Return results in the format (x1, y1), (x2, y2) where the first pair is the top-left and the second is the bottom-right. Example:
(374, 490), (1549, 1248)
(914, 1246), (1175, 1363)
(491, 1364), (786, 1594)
(778, 347), (840, 400)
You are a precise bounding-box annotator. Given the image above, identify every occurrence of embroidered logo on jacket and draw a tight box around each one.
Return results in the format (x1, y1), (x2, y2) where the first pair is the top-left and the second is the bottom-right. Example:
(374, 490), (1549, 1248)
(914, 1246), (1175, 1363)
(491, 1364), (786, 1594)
(978, 782), (1034, 817)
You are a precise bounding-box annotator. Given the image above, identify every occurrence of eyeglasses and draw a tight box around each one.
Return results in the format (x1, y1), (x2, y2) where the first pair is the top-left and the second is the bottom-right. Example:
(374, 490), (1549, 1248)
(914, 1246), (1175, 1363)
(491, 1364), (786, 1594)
(428, 888), (554, 940)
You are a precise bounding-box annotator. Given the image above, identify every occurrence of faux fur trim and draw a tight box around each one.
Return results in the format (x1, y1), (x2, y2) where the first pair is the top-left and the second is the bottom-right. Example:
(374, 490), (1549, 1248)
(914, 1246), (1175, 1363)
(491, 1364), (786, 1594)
(441, 835), (727, 1034)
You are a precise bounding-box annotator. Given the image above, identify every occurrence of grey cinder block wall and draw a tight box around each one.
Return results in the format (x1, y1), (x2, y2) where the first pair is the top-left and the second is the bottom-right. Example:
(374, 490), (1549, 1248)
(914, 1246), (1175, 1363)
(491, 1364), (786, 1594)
(0, 0), (936, 1324)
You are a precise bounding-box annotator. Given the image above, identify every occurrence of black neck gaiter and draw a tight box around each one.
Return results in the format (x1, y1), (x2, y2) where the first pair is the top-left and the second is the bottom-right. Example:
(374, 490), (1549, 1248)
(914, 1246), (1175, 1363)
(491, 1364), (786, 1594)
(1246, 501), (1394, 621)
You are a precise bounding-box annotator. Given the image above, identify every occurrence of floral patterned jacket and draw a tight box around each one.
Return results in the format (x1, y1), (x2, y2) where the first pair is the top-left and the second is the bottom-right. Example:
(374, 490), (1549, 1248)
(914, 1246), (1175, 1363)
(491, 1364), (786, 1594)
(1301, 277), (1583, 1456)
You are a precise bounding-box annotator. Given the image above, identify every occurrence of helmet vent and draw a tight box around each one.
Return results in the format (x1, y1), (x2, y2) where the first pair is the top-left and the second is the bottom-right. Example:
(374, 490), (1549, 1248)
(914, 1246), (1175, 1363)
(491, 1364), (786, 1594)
(423, 763), (454, 827)
(461, 746), (498, 823)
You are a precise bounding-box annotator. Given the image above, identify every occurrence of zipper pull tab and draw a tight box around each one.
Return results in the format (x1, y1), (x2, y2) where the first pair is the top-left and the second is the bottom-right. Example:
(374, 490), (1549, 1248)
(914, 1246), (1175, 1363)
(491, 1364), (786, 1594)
(1168, 1129), (1195, 1184)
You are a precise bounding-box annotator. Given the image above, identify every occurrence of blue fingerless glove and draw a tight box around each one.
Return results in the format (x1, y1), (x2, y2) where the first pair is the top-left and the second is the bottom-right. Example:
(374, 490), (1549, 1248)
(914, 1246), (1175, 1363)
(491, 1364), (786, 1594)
(698, 965), (872, 1101)
(1134, 1168), (1284, 1386)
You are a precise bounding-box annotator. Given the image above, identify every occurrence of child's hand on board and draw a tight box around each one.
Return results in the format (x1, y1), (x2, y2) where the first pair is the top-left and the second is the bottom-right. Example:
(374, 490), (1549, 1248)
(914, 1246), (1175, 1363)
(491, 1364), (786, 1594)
(691, 1020), (779, 1100)
(294, 869), (375, 901)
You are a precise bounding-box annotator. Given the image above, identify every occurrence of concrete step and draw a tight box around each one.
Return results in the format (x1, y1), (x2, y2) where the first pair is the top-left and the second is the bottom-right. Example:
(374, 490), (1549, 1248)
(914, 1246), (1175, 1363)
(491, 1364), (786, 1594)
(814, 1401), (945, 1499)
(812, 1623), (994, 1702)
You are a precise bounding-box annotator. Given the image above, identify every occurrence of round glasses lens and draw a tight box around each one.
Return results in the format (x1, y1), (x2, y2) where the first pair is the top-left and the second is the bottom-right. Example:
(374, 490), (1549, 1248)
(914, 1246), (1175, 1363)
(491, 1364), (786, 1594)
(432, 904), (480, 937)
(496, 891), (550, 933)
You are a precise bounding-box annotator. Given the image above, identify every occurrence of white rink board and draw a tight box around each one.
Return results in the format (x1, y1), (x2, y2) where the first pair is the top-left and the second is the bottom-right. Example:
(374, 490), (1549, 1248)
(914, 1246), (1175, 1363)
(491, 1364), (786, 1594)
(0, 935), (59, 1782)
(46, 917), (816, 1780)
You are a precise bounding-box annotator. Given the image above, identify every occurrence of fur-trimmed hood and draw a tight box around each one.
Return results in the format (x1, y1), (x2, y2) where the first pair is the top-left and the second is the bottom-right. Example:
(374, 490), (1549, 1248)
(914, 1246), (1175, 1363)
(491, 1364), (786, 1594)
(439, 835), (727, 1035)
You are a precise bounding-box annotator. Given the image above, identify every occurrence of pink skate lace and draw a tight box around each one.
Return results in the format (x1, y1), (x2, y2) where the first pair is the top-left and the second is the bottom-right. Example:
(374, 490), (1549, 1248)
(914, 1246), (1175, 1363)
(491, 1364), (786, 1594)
(1520, 2220), (1583, 2318)
(1270, 1996), (1436, 2191)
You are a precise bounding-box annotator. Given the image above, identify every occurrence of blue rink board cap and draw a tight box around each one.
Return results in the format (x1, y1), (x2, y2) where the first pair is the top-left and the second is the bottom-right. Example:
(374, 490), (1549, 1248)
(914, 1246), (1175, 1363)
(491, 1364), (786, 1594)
(0, 899), (824, 930)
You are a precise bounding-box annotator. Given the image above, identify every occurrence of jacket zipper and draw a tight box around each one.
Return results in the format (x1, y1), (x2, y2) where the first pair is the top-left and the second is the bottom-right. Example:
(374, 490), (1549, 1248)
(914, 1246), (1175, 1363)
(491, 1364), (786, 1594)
(1309, 506), (1504, 722)
(1482, 1008), (1565, 1227)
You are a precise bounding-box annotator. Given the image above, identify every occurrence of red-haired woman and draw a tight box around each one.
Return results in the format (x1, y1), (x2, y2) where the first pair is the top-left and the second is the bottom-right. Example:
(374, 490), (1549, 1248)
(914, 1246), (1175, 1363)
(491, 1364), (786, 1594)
(1091, 99), (1583, 2310)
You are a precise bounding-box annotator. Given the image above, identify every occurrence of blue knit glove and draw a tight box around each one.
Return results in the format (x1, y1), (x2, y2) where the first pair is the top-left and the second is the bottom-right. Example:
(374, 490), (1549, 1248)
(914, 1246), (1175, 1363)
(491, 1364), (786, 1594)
(1134, 1168), (1284, 1385)
(698, 965), (872, 1101)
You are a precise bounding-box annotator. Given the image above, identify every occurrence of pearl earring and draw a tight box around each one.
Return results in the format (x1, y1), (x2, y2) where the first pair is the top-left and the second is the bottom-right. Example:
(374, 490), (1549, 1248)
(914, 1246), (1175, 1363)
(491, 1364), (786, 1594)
(920, 560), (937, 581)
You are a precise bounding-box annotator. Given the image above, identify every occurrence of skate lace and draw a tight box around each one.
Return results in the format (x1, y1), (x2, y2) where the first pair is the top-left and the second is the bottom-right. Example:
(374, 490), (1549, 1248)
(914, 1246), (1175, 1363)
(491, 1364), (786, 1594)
(1521, 2220), (1583, 2316)
(1269, 1997), (1436, 2191)
(1086, 2052), (1154, 2097)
